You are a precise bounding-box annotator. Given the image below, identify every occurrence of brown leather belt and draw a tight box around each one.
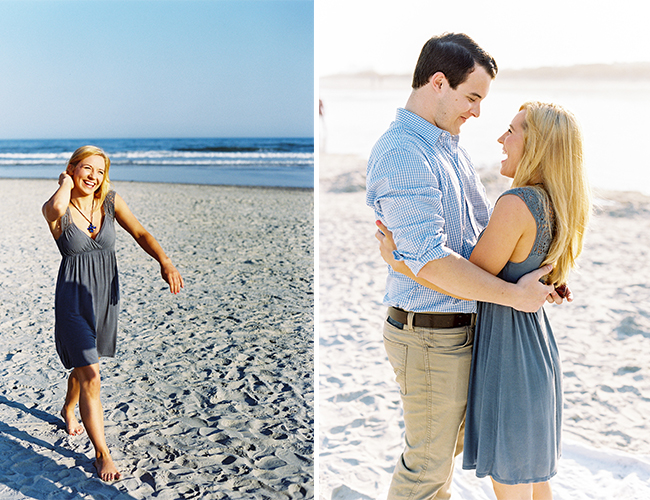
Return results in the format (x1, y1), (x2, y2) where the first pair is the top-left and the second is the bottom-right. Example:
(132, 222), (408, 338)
(388, 307), (475, 329)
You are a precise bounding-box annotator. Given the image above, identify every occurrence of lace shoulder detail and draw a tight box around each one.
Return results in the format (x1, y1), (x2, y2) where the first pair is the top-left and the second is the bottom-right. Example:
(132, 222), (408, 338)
(499, 186), (554, 257)
(103, 191), (117, 218)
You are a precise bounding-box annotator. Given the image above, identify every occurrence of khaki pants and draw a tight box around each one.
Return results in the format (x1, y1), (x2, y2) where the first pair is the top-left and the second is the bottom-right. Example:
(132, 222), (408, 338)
(383, 312), (474, 500)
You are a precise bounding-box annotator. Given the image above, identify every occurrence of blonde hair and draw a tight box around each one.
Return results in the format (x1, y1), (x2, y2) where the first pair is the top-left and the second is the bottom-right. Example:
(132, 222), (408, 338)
(512, 101), (591, 286)
(66, 145), (112, 208)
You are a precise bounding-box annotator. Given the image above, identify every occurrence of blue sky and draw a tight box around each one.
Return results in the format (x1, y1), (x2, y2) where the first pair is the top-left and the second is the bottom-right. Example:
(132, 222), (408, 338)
(0, 0), (314, 139)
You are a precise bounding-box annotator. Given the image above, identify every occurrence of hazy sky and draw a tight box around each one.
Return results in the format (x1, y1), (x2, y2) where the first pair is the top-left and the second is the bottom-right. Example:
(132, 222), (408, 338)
(0, 0), (314, 139)
(318, 0), (650, 75)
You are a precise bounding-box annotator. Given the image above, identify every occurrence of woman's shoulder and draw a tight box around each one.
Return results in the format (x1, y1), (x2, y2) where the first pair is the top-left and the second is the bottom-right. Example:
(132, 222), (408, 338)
(103, 190), (118, 216)
(499, 186), (548, 211)
(500, 186), (553, 228)
(500, 185), (543, 198)
(105, 190), (119, 203)
(500, 186), (553, 248)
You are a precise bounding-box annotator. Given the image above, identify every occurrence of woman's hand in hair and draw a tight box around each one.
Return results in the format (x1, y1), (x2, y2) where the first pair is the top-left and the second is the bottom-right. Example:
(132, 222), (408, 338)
(58, 172), (73, 189)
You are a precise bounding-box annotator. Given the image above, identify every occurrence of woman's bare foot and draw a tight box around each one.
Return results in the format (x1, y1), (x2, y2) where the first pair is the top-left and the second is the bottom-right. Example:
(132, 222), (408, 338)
(60, 408), (84, 436)
(94, 454), (121, 481)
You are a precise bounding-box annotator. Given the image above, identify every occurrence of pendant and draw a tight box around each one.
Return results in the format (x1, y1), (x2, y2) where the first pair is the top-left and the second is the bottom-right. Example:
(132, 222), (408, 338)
(87, 223), (97, 233)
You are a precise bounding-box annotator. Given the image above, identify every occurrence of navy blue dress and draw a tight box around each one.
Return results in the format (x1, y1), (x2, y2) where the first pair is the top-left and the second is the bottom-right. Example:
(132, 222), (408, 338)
(462, 187), (562, 485)
(54, 191), (119, 369)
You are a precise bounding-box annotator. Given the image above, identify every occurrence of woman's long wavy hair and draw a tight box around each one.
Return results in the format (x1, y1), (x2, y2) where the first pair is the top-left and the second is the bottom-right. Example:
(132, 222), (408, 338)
(66, 145), (112, 208)
(511, 101), (591, 286)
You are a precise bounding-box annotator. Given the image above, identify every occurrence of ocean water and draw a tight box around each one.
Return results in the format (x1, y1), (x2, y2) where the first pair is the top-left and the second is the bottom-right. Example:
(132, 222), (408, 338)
(0, 137), (314, 188)
(320, 77), (650, 196)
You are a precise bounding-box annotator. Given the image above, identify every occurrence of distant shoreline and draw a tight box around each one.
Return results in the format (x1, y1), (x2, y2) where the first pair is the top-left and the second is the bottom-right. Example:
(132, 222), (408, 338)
(321, 61), (650, 89)
(0, 137), (315, 189)
(0, 176), (314, 192)
(319, 153), (650, 217)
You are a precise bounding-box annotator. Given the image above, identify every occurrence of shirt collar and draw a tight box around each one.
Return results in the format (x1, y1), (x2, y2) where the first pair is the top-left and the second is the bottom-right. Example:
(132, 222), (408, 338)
(395, 108), (459, 150)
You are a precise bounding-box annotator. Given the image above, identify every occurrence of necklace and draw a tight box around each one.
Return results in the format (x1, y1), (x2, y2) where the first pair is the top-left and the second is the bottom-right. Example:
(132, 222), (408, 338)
(70, 198), (97, 233)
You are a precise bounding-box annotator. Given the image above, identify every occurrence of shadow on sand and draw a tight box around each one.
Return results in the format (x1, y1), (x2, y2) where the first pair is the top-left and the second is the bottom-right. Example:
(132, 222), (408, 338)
(0, 395), (137, 500)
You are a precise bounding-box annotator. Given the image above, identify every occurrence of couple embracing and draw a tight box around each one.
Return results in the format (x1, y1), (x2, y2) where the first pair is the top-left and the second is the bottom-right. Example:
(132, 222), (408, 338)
(366, 33), (591, 500)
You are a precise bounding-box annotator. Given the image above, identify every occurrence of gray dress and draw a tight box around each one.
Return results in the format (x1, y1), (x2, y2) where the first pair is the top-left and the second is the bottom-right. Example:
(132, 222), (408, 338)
(54, 191), (119, 369)
(462, 186), (562, 485)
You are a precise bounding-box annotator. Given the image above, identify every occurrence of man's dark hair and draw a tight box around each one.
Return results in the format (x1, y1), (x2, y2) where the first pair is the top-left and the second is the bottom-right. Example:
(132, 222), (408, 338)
(412, 33), (498, 89)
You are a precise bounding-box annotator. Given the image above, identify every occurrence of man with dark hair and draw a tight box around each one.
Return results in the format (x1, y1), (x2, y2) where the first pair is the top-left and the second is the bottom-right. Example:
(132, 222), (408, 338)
(412, 32), (498, 89)
(366, 33), (558, 499)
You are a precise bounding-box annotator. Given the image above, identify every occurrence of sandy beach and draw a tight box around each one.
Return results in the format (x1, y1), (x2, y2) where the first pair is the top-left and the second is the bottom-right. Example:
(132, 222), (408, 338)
(318, 153), (650, 500)
(0, 179), (314, 499)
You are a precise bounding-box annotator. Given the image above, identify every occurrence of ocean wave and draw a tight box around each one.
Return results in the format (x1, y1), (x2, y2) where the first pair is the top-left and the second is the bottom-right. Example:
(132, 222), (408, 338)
(0, 138), (314, 187)
(112, 150), (313, 160)
(0, 151), (314, 167)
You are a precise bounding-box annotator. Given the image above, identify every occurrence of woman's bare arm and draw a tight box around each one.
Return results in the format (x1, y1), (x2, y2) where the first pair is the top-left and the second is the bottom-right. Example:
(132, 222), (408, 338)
(114, 193), (184, 294)
(375, 222), (466, 299)
(42, 173), (74, 238)
(376, 193), (554, 312)
(467, 194), (536, 274)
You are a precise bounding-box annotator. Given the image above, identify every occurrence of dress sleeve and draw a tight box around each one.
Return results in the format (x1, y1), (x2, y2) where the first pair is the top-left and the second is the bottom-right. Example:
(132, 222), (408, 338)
(104, 191), (117, 219)
(499, 187), (553, 257)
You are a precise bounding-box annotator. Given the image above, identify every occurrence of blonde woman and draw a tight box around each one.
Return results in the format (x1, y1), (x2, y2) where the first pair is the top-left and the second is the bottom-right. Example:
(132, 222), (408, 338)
(42, 146), (184, 481)
(377, 102), (590, 499)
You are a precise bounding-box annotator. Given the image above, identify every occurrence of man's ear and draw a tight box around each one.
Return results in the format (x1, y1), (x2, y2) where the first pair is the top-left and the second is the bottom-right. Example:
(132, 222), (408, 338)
(429, 72), (447, 93)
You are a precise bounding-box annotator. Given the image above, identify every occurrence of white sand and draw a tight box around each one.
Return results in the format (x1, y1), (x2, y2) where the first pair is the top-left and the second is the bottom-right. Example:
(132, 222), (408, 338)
(0, 179), (314, 499)
(318, 154), (650, 500)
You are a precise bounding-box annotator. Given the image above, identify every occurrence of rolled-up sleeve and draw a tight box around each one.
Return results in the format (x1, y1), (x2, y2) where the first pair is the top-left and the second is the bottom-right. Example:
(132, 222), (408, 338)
(369, 148), (453, 276)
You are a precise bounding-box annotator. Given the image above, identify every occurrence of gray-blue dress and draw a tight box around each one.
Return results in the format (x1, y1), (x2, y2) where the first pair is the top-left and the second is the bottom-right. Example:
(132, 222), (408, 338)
(54, 191), (119, 369)
(462, 186), (562, 485)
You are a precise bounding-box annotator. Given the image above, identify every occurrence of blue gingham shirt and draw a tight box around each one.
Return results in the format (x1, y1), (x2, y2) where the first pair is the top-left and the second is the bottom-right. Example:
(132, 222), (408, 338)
(366, 108), (492, 313)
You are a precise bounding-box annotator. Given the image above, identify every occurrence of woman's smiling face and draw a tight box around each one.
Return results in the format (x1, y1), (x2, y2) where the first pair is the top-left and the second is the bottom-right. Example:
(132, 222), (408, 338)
(498, 109), (526, 179)
(69, 154), (105, 195)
